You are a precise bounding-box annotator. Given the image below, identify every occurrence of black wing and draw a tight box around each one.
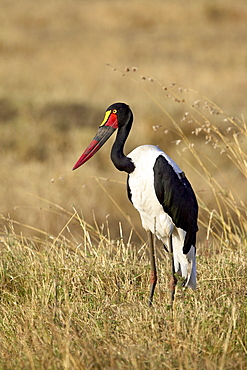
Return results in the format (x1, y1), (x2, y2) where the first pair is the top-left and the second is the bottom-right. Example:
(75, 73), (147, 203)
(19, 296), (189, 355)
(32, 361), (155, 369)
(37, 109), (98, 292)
(153, 155), (198, 254)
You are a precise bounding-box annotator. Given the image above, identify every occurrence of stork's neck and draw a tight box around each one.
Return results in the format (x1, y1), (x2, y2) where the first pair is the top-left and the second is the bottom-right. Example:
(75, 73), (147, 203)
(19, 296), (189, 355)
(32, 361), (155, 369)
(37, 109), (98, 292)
(110, 125), (135, 174)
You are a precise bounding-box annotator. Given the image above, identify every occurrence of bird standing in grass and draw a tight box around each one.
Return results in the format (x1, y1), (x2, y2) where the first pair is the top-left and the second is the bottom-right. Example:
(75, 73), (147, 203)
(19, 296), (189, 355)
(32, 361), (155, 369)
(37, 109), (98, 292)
(73, 102), (198, 306)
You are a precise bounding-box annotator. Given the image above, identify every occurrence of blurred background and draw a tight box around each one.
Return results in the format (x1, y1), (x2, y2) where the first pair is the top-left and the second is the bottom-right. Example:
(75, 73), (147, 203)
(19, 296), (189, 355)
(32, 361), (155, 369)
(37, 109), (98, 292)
(0, 0), (246, 245)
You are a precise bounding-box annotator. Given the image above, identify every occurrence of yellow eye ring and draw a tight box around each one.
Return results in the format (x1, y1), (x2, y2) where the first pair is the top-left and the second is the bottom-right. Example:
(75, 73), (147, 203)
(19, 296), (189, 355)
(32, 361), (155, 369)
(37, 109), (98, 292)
(113, 109), (117, 114)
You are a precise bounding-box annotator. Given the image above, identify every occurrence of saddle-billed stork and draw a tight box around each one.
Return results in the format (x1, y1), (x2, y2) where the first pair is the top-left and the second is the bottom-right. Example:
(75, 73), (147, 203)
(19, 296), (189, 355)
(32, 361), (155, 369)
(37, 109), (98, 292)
(73, 102), (198, 306)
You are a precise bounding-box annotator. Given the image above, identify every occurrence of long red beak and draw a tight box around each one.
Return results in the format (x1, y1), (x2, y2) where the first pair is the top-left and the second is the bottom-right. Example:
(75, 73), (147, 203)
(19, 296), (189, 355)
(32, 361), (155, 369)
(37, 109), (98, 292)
(72, 125), (116, 170)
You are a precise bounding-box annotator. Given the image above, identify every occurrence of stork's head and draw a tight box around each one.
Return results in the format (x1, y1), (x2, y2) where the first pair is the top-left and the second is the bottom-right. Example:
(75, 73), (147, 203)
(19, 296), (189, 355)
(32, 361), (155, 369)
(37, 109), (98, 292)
(72, 102), (133, 170)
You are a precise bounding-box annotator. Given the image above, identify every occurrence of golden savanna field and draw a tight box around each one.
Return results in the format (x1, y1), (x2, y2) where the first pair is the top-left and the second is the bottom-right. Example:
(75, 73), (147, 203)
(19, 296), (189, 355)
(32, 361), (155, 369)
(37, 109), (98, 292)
(0, 0), (247, 368)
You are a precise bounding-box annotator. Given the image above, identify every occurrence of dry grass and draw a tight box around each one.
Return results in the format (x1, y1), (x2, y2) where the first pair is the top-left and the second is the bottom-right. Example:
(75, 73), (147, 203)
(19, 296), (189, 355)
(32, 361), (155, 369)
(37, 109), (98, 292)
(0, 0), (247, 241)
(0, 213), (247, 369)
(0, 0), (247, 368)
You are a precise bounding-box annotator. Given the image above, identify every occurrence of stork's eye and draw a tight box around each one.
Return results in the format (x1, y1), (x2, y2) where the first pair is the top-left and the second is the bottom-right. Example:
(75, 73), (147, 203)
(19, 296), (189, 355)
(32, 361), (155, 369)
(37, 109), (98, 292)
(112, 109), (117, 114)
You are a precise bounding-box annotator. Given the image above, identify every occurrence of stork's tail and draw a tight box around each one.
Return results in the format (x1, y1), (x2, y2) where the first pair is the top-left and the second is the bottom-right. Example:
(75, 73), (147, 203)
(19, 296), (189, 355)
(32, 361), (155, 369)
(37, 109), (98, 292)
(183, 245), (196, 289)
(173, 239), (196, 290)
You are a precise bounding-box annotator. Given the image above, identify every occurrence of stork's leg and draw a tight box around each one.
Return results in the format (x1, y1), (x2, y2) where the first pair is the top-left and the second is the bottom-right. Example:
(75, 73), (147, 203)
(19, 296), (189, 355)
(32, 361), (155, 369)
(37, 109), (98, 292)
(169, 235), (177, 307)
(147, 230), (157, 306)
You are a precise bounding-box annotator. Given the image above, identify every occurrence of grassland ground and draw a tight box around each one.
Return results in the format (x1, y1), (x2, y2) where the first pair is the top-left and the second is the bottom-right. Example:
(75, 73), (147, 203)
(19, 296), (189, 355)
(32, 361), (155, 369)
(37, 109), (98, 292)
(0, 0), (247, 241)
(0, 215), (247, 369)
